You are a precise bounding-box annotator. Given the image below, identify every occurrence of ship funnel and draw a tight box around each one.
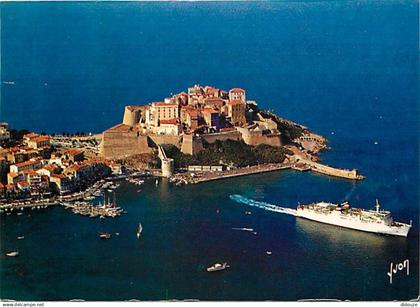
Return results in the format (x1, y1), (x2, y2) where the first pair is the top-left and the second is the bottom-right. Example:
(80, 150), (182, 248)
(375, 199), (380, 213)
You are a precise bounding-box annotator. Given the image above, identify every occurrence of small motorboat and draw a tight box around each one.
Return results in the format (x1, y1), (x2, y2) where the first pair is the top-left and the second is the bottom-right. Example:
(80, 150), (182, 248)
(245, 211), (252, 215)
(17, 236), (25, 240)
(155, 179), (159, 186)
(17, 212), (23, 216)
(136, 223), (143, 239)
(266, 251), (272, 255)
(6, 251), (19, 257)
(232, 227), (254, 232)
(206, 262), (230, 272)
(99, 232), (111, 239)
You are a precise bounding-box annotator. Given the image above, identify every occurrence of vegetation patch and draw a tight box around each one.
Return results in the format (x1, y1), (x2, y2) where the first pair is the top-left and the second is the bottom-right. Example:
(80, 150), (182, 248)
(162, 140), (292, 169)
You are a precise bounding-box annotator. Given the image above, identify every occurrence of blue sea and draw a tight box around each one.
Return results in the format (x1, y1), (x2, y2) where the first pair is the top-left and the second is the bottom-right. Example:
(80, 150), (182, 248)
(0, 0), (418, 301)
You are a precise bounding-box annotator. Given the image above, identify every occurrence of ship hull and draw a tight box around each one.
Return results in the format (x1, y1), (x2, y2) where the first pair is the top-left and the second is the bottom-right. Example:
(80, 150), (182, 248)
(296, 209), (411, 237)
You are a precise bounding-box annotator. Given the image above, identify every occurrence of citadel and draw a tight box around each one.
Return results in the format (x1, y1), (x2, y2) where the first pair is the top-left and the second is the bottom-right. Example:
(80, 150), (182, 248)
(100, 85), (284, 160)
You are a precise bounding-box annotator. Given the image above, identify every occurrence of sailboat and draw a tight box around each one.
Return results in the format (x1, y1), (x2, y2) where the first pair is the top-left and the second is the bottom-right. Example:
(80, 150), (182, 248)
(136, 223), (143, 239)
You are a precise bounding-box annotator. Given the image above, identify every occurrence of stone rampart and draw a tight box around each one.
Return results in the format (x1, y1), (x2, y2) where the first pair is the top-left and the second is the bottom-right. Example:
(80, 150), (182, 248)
(201, 131), (242, 144)
(148, 134), (182, 147)
(100, 124), (151, 160)
(181, 134), (204, 155)
(236, 127), (282, 147)
(122, 106), (141, 126)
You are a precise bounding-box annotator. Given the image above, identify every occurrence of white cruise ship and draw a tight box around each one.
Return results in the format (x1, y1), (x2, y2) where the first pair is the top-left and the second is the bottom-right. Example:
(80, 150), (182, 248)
(296, 200), (412, 237)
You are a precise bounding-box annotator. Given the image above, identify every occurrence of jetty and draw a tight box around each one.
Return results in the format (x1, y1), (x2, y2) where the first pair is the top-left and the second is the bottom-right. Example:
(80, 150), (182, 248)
(169, 157), (364, 185)
(172, 162), (292, 184)
(295, 158), (365, 180)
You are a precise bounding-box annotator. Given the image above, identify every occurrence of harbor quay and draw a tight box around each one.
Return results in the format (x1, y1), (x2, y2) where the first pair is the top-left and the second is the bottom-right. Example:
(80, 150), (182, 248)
(170, 159), (363, 185)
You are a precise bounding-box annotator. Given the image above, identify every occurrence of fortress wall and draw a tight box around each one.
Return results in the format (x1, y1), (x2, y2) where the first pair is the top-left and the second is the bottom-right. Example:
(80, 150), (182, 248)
(181, 134), (204, 156)
(311, 163), (358, 179)
(236, 127), (282, 147)
(101, 131), (151, 160)
(122, 107), (141, 127)
(302, 160), (360, 179)
(148, 134), (182, 147)
(201, 131), (242, 144)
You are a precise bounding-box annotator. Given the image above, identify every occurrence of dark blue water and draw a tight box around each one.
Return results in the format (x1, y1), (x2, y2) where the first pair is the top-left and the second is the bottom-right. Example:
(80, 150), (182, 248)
(0, 0), (418, 301)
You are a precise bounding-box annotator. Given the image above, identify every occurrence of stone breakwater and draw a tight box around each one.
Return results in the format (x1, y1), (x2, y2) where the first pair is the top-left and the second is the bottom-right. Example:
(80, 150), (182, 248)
(171, 163), (292, 184)
(295, 158), (365, 180)
(171, 158), (364, 185)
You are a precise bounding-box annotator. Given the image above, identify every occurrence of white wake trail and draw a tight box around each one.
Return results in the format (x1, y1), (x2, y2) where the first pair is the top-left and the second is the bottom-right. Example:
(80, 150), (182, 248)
(229, 194), (297, 216)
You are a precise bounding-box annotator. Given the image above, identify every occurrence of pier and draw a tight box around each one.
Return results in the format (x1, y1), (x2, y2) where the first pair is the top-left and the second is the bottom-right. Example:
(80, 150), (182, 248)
(295, 157), (365, 180)
(170, 156), (364, 185)
(172, 162), (292, 184)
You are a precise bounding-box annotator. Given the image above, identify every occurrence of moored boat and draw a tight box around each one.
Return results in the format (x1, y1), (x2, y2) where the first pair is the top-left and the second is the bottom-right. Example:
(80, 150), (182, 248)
(99, 232), (111, 239)
(232, 227), (254, 232)
(136, 222), (143, 239)
(6, 251), (19, 257)
(206, 262), (230, 272)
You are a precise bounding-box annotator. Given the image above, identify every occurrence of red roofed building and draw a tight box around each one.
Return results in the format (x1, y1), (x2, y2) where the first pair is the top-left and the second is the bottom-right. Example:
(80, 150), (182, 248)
(28, 135), (50, 149)
(205, 86), (220, 98)
(63, 148), (84, 162)
(22, 170), (42, 187)
(150, 101), (179, 126)
(50, 174), (73, 195)
(36, 164), (60, 177)
(227, 100), (246, 126)
(10, 159), (43, 173)
(154, 119), (182, 135)
(229, 88), (246, 103)
(23, 133), (39, 144)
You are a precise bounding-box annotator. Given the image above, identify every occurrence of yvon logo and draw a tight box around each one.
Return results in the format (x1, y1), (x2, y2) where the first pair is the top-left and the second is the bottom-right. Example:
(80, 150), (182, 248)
(387, 259), (409, 284)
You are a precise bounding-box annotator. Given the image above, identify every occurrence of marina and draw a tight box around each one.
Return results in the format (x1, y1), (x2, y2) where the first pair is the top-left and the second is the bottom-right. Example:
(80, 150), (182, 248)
(62, 192), (123, 219)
